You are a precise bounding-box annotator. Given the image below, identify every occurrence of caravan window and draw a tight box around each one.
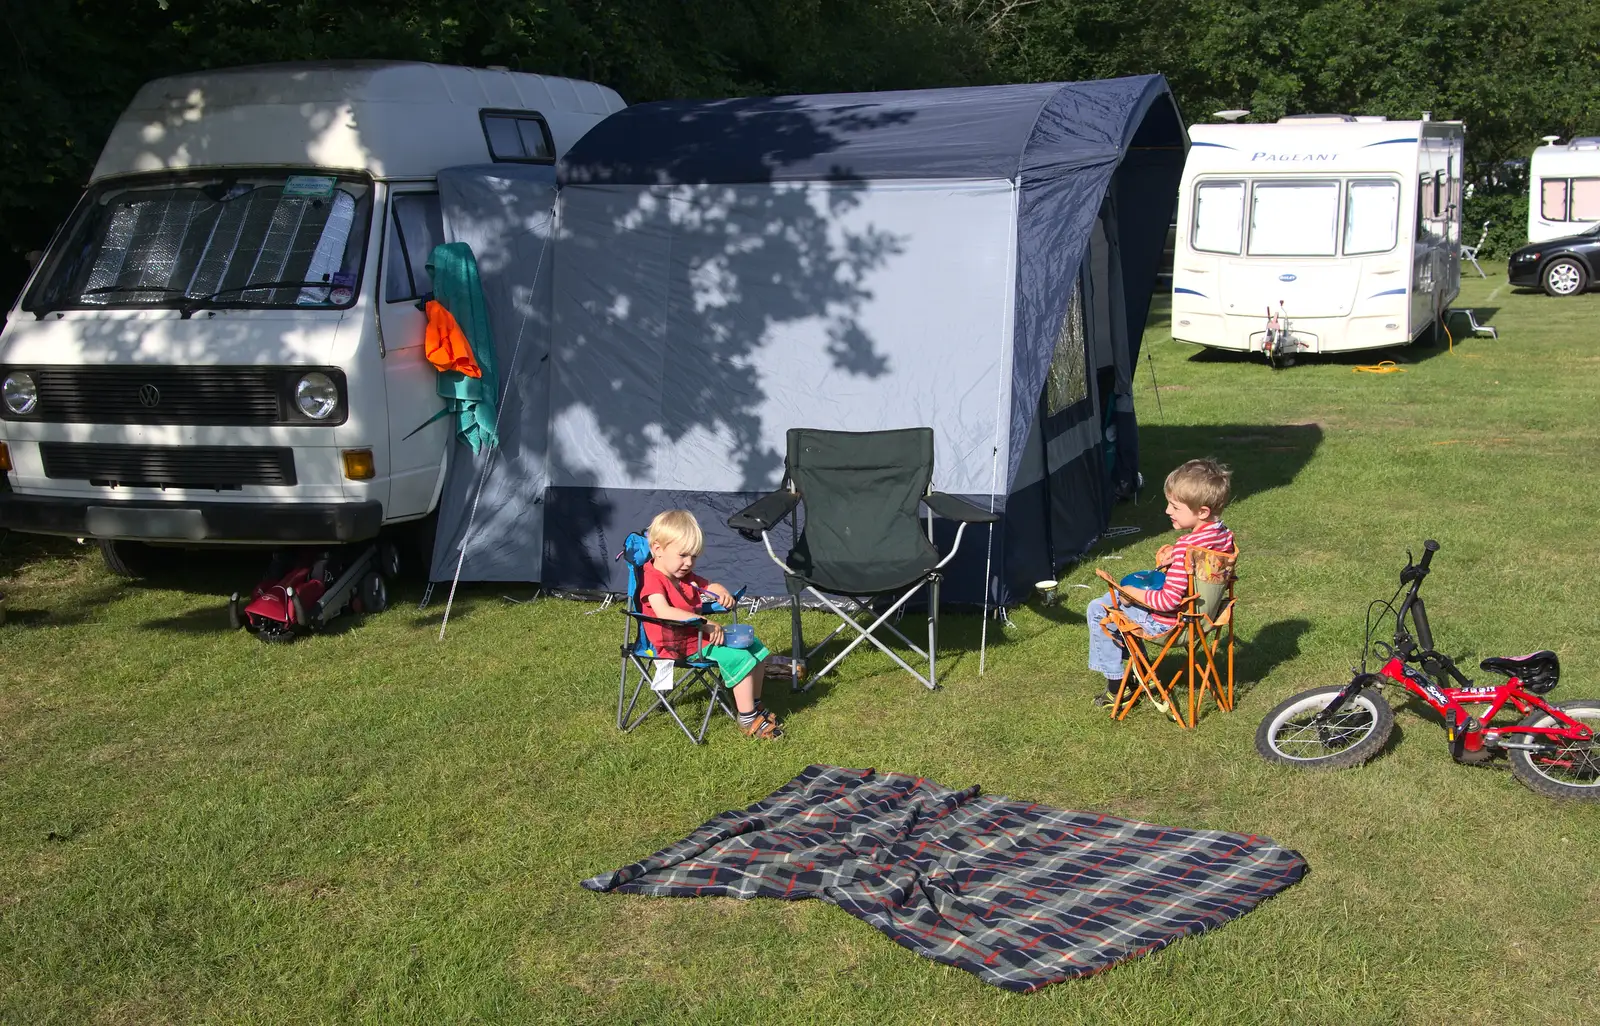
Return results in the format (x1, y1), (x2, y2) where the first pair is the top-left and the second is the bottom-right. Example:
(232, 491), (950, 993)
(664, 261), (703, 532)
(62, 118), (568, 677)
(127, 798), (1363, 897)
(1541, 179), (1568, 220)
(480, 110), (555, 163)
(1045, 279), (1088, 415)
(1572, 178), (1600, 220)
(23, 170), (372, 314)
(1433, 170), (1446, 217)
(1343, 179), (1400, 255)
(1192, 181), (1244, 254)
(383, 193), (444, 303)
(1248, 181), (1339, 257)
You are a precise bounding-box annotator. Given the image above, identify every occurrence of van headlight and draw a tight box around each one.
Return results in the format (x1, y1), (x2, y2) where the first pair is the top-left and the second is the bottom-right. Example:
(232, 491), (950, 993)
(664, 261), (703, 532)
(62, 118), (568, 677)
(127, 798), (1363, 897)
(2, 370), (38, 415)
(294, 372), (340, 420)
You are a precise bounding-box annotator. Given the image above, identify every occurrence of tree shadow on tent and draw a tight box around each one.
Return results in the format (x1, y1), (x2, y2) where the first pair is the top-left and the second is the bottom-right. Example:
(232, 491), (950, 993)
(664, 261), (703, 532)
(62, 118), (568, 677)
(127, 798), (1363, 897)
(543, 99), (912, 593)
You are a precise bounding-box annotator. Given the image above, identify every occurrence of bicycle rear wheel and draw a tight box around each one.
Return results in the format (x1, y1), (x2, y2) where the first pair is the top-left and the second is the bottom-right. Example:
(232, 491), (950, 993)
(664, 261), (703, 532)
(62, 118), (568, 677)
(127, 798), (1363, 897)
(1507, 700), (1600, 801)
(1256, 683), (1394, 770)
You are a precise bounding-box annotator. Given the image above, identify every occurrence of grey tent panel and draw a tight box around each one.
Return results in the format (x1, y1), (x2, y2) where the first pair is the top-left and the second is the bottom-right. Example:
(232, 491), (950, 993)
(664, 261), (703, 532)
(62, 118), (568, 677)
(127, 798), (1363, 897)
(429, 163), (557, 583)
(441, 77), (1185, 605)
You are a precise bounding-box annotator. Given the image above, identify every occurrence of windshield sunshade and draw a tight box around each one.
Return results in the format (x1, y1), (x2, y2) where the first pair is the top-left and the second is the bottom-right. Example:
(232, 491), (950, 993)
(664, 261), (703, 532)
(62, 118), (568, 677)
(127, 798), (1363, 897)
(26, 172), (372, 314)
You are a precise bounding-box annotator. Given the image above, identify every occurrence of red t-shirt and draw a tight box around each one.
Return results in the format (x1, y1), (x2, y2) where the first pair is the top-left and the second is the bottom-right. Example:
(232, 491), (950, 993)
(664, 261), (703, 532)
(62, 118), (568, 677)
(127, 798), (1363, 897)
(639, 562), (710, 659)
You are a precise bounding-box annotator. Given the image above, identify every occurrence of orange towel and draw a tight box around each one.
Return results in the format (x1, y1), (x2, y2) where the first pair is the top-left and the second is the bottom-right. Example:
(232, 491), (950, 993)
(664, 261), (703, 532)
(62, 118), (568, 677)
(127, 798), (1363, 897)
(424, 300), (483, 378)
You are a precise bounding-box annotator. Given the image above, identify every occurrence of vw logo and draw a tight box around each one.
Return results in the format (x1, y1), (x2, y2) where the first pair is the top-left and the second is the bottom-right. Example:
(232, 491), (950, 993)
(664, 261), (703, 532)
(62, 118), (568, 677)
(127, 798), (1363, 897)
(138, 384), (161, 408)
(1278, 273), (1298, 282)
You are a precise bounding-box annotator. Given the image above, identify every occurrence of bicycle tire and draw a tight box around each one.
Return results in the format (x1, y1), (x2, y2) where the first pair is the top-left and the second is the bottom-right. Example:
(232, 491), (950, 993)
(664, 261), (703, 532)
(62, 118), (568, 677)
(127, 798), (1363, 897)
(1255, 682), (1394, 770)
(1507, 699), (1600, 801)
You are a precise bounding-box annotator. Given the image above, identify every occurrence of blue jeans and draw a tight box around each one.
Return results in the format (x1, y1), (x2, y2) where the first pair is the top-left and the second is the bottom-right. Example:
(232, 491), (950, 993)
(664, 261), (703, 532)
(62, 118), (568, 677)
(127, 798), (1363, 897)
(1086, 593), (1173, 683)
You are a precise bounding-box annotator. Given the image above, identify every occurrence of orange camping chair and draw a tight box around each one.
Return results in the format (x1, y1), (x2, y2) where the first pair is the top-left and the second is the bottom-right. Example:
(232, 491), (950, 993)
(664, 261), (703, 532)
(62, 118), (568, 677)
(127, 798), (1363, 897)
(1094, 545), (1238, 728)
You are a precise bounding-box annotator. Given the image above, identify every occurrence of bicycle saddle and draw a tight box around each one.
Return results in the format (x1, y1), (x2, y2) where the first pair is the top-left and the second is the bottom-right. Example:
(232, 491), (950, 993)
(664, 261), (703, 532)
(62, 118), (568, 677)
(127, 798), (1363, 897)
(1479, 650), (1561, 694)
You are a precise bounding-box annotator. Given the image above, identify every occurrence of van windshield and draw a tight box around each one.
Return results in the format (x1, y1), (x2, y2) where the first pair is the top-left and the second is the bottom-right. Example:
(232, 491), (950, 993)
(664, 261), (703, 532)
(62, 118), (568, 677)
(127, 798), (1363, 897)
(24, 170), (373, 315)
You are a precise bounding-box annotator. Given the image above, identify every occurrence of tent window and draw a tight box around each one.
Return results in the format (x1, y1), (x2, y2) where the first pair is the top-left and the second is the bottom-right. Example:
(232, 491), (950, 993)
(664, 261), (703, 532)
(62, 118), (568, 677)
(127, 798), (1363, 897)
(1045, 279), (1088, 415)
(1343, 179), (1400, 255)
(384, 192), (443, 303)
(1572, 178), (1600, 220)
(481, 110), (554, 163)
(1192, 181), (1244, 254)
(1249, 180), (1339, 256)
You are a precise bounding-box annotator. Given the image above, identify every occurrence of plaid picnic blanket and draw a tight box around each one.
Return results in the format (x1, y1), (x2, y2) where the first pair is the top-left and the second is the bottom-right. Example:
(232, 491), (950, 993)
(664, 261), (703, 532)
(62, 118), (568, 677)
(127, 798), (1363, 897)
(581, 764), (1307, 991)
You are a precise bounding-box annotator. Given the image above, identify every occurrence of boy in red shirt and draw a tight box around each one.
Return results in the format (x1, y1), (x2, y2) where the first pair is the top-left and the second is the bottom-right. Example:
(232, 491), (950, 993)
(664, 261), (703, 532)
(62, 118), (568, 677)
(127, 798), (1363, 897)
(1087, 459), (1235, 706)
(640, 509), (782, 739)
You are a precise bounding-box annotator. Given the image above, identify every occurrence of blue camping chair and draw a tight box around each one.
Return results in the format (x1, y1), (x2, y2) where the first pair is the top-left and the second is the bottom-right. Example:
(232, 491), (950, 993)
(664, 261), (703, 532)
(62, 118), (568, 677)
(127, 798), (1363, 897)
(616, 532), (748, 744)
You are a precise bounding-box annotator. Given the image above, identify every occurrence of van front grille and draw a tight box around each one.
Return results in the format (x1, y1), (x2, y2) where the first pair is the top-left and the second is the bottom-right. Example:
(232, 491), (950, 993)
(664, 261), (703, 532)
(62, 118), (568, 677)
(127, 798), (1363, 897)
(20, 366), (282, 425)
(39, 443), (296, 490)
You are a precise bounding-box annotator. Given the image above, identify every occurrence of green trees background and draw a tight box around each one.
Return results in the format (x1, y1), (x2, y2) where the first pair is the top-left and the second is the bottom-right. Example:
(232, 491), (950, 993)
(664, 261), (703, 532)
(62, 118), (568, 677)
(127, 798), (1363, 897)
(4, 0), (1597, 302)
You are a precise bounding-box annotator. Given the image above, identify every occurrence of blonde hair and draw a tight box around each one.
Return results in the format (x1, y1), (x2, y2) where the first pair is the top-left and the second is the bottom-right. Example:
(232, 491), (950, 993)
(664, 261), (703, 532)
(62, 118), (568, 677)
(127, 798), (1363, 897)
(647, 509), (704, 555)
(1164, 458), (1232, 514)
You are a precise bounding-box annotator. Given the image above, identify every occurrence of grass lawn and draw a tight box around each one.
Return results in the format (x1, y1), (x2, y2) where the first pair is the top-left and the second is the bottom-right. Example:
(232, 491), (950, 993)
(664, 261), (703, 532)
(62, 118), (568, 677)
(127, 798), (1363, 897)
(2, 264), (1598, 1024)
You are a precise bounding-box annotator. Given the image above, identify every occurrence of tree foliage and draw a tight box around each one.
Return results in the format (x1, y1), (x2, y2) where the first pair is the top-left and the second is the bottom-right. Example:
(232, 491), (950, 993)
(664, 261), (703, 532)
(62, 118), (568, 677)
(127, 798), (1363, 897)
(3, 0), (1596, 298)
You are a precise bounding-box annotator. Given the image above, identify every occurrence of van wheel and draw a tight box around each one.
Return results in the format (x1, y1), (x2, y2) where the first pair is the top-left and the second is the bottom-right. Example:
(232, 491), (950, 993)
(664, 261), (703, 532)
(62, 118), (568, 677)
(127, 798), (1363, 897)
(1542, 258), (1588, 297)
(98, 539), (163, 579)
(359, 571), (389, 614)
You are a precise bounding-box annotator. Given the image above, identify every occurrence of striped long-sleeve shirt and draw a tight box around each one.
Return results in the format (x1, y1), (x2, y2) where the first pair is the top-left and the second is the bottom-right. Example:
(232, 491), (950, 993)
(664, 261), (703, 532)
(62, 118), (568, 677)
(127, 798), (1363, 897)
(1145, 519), (1235, 627)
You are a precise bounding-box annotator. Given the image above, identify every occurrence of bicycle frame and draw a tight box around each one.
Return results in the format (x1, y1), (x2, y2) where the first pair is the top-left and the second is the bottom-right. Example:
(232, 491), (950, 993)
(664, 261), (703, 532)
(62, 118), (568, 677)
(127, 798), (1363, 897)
(1318, 541), (1595, 759)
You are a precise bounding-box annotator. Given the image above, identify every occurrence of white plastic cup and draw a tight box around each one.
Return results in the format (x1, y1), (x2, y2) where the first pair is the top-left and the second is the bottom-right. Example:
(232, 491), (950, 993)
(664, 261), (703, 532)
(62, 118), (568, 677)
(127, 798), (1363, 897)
(1035, 580), (1059, 606)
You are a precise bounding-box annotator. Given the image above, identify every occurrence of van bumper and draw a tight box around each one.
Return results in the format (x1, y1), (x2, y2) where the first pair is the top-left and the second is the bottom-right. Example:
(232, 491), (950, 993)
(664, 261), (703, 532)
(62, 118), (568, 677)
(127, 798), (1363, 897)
(0, 493), (383, 544)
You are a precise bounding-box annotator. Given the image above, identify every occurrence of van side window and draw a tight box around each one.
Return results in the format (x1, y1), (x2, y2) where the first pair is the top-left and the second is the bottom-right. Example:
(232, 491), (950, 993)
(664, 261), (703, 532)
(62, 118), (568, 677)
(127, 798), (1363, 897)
(384, 192), (443, 303)
(481, 110), (554, 163)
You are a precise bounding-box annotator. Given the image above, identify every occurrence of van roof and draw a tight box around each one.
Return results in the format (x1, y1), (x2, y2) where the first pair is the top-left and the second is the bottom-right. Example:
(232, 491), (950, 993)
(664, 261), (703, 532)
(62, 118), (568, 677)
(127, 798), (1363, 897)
(92, 61), (626, 182)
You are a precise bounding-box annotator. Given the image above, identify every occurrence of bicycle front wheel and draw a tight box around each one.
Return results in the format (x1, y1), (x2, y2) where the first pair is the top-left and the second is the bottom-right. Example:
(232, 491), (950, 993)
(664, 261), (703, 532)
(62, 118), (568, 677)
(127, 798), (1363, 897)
(1508, 699), (1600, 801)
(1256, 683), (1394, 770)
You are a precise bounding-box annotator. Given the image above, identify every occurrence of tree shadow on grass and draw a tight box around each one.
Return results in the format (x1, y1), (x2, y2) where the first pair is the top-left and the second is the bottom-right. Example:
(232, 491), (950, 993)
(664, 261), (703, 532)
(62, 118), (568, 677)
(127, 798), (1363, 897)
(1085, 421), (1324, 562)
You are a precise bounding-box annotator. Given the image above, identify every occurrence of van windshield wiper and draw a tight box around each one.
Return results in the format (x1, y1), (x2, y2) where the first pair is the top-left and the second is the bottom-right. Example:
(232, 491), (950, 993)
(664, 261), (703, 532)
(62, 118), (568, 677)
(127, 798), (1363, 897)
(179, 278), (342, 318)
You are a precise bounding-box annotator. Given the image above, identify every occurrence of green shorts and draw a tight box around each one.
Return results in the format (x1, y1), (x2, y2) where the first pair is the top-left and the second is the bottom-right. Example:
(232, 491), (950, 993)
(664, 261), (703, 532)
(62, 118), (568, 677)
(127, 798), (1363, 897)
(694, 639), (771, 687)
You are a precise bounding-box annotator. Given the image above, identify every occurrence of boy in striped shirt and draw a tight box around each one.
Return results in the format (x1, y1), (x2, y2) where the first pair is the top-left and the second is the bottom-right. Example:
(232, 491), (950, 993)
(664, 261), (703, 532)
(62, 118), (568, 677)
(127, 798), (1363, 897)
(1088, 459), (1235, 706)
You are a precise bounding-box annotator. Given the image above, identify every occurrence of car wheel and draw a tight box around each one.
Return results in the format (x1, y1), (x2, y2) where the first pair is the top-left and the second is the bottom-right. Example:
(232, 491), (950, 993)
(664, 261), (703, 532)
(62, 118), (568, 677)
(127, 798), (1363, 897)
(1542, 257), (1588, 297)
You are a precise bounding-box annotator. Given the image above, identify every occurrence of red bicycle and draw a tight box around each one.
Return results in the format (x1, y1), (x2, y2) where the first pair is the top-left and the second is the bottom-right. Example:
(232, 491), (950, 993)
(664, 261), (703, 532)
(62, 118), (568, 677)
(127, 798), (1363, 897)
(1256, 540), (1600, 800)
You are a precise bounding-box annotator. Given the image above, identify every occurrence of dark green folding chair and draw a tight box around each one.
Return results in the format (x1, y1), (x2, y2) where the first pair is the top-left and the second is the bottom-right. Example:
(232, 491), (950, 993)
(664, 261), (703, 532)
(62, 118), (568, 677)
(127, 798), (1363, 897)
(729, 427), (997, 691)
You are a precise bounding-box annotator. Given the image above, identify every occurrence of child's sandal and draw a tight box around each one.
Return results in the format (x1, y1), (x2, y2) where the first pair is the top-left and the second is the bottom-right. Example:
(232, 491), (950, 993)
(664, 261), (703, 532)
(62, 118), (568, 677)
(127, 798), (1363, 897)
(741, 716), (784, 739)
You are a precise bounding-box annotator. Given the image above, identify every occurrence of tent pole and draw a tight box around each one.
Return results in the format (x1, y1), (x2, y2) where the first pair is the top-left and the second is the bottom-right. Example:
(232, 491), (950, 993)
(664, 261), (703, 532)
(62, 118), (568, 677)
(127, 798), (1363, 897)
(438, 211), (554, 640)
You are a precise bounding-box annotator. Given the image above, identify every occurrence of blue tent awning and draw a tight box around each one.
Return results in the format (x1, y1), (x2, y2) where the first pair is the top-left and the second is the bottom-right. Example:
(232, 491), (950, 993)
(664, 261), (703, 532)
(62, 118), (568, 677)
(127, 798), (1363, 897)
(559, 76), (1185, 187)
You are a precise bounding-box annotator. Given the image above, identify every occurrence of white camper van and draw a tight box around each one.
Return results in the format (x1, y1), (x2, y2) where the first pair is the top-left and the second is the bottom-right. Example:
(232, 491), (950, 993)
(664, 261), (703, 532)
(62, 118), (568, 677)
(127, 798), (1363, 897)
(1528, 136), (1600, 243)
(0, 61), (623, 573)
(1171, 115), (1465, 357)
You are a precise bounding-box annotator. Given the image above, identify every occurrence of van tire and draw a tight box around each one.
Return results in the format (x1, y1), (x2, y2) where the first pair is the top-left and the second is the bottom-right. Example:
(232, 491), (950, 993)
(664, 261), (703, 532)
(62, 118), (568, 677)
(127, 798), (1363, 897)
(98, 539), (163, 579)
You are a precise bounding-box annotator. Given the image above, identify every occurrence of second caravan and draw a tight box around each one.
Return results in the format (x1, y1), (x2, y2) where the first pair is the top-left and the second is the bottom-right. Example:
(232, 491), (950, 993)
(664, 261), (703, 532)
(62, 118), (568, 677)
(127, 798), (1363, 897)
(1171, 115), (1465, 358)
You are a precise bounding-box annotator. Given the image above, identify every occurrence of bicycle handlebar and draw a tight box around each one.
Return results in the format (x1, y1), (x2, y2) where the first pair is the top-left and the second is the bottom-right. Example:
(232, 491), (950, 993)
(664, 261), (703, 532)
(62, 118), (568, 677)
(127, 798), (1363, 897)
(1418, 539), (1439, 572)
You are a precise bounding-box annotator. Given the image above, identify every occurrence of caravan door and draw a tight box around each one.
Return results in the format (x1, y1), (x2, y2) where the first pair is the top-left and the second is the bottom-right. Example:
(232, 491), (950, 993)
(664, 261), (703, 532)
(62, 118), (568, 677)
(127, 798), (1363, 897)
(378, 184), (451, 520)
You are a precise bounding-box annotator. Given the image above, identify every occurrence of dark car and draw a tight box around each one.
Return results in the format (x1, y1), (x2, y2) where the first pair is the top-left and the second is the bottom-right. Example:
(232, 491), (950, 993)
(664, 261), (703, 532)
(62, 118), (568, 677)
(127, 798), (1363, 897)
(1508, 223), (1600, 297)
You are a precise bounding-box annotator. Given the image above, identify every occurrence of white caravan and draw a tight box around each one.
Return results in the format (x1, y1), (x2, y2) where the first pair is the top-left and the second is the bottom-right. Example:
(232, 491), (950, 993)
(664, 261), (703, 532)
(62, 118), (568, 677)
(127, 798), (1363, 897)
(0, 61), (623, 571)
(1171, 116), (1465, 357)
(1528, 136), (1600, 243)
